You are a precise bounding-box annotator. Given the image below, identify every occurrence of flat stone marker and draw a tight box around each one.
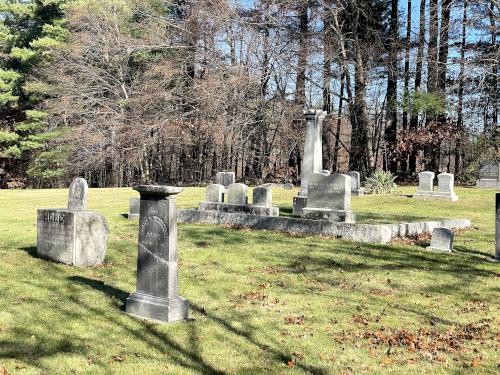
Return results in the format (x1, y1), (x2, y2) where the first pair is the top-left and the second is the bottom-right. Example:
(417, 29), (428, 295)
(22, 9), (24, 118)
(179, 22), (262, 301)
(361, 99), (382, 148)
(496, 193), (500, 260)
(68, 177), (88, 211)
(125, 185), (189, 323)
(302, 173), (355, 222)
(253, 187), (272, 207)
(227, 183), (248, 205)
(426, 228), (454, 252)
(129, 198), (140, 220)
(476, 161), (500, 189)
(206, 184), (224, 203)
(37, 178), (108, 267)
(348, 171), (364, 196)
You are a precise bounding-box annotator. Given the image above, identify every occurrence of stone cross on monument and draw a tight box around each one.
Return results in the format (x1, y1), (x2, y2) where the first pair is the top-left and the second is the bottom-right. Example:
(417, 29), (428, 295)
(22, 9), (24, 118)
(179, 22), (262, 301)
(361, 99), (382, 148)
(293, 109), (327, 216)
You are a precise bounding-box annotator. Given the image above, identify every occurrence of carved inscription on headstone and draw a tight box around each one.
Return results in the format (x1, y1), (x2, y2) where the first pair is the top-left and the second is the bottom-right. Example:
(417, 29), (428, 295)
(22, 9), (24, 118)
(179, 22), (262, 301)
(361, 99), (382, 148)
(306, 173), (351, 211)
(479, 162), (500, 179)
(37, 209), (75, 264)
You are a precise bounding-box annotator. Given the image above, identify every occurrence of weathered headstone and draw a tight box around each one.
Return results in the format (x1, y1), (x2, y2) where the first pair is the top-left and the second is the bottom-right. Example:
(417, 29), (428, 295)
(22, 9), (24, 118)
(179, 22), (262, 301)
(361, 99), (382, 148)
(68, 177), (88, 211)
(253, 187), (272, 207)
(417, 171), (435, 193)
(227, 183), (248, 205)
(206, 184), (224, 203)
(293, 109), (327, 216)
(302, 173), (355, 222)
(496, 193), (500, 260)
(37, 178), (108, 267)
(436, 173), (458, 201)
(426, 228), (454, 252)
(476, 161), (500, 189)
(125, 185), (188, 323)
(348, 171), (365, 196)
(216, 172), (236, 188)
(129, 198), (140, 220)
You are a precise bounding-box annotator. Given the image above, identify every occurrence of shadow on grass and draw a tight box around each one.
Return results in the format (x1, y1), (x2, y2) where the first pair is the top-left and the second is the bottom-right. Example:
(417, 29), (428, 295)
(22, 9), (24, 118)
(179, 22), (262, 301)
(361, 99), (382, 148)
(67, 276), (329, 375)
(20, 246), (37, 257)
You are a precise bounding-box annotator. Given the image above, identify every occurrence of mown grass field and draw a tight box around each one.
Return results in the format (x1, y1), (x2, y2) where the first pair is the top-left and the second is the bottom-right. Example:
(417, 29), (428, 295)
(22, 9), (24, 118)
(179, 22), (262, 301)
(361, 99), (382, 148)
(0, 186), (499, 374)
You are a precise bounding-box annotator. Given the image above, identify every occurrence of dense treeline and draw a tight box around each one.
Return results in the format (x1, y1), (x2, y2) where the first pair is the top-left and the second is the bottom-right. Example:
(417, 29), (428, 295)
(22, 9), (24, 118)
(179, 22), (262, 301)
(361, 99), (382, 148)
(0, 0), (498, 188)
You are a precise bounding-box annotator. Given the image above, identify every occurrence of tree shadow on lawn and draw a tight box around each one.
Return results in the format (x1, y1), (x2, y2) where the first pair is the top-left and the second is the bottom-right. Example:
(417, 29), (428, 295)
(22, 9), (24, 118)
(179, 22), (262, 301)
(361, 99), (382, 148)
(67, 276), (329, 375)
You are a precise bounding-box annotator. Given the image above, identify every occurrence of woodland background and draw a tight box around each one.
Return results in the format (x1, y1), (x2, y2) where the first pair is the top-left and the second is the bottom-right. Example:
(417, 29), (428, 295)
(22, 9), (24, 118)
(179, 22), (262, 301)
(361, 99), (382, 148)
(0, 0), (498, 188)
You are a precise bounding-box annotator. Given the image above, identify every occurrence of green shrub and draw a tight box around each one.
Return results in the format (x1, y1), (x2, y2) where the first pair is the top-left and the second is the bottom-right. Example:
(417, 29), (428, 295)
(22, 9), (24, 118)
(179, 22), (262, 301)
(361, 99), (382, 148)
(365, 170), (397, 194)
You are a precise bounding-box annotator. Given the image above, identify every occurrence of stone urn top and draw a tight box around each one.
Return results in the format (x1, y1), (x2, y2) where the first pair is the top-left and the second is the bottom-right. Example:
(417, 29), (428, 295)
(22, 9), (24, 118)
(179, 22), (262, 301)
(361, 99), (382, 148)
(303, 109), (327, 121)
(133, 185), (183, 197)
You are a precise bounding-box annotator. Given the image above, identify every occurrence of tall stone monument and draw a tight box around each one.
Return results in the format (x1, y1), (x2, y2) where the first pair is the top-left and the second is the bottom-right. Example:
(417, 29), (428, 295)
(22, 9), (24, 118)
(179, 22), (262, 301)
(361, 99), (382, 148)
(293, 109), (327, 215)
(37, 178), (109, 267)
(302, 173), (355, 223)
(476, 161), (500, 189)
(125, 185), (189, 323)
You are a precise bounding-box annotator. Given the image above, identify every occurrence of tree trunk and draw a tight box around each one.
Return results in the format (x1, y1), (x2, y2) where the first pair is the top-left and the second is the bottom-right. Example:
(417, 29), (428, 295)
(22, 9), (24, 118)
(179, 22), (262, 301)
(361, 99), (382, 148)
(295, 3), (308, 106)
(384, 0), (399, 174)
(455, 1), (467, 176)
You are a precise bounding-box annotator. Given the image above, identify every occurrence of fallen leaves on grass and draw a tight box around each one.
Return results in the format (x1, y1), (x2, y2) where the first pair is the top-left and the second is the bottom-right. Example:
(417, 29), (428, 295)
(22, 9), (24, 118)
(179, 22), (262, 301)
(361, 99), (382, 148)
(247, 265), (284, 274)
(194, 241), (209, 248)
(318, 352), (336, 362)
(239, 291), (267, 303)
(287, 352), (304, 367)
(284, 315), (305, 325)
(111, 355), (125, 363)
(350, 314), (381, 326)
(369, 288), (393, 297)
(457, 300), (488, 314)
(0, 366), (9, 375)
(390, 232), (431, 246)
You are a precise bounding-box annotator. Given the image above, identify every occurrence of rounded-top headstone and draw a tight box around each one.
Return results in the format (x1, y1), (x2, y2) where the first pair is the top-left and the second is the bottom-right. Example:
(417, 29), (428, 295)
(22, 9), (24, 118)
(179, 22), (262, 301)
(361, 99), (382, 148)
(68, 177), (88, 211)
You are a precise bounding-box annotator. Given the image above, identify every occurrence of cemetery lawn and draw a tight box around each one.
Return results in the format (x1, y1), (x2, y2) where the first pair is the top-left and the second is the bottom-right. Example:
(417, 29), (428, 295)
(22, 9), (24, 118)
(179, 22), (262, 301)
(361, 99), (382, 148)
(0, 187), (499, 375)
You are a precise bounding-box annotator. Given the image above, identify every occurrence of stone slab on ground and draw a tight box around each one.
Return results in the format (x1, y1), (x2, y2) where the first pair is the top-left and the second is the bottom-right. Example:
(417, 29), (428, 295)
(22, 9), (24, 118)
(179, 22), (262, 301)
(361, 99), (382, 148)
(199, 201), (279, 216)
(37, 209), (109, 267)
(177, 209), (470, 244)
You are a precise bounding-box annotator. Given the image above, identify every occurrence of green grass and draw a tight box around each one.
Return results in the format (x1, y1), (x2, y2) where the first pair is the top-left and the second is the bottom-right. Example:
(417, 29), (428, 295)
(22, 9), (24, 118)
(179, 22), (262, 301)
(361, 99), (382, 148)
(0, 186), (498, 374)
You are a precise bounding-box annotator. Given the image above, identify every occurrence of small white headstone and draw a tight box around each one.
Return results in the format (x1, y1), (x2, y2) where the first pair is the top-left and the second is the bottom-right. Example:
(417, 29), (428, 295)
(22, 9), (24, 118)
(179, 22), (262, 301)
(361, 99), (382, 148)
(418, 171), (435, 192)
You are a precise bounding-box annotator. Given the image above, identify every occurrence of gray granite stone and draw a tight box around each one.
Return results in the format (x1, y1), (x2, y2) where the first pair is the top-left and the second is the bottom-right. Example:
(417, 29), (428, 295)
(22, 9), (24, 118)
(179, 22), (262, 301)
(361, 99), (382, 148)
(348, 171), (365, 196)
(37, 209), (109, 266)
(302, 173), (354, 223)
(292, 196), (307, 216)
(67, 177), (88, 211)
(436, 173), (458, 201)
(496, 193), (500, 260)
(199, 202), (279, 216)
(178, 209), (471, 244)
(227, 183), (248, 205)
(476, 161), (500, 189)
(299, 109), (327, 196)
(426, 228), (454, 252)
(125, 185), (188, 324)
(206, 184), (224, 203)
(417, 171), (435, 193)
(216, 172), (236, 188)
(253, 187), (272, 207)
(129, 198), (140, 220)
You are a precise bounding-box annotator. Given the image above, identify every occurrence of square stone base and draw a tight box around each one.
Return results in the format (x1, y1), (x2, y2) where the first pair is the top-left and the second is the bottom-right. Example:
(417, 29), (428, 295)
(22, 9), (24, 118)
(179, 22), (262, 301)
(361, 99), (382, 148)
(302, 208), (355, 223)
(352, 189), (365, 196)
(199, 202), (279, 216)
(414, 192), (458, 202)
(476, 179), (500, 189)
(426, 246), (453, 253)
(293, 196), (307, 216)
(125, 292), (189, 323)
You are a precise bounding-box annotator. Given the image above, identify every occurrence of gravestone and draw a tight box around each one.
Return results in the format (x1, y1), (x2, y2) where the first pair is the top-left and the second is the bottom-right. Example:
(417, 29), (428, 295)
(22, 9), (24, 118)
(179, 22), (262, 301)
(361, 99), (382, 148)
(426, 228), (454, 252)
(496, 193), (500, 260)
(68, 177), (88, 211)
(37, 178), (108, 267)
(216, 172), (235, 188)
(125, 185), (189, 323)
(253, 187), (272, 207)
(435, 173), (458, 201)
(302, 173), (355, 222)
(476, 161), (500, 189)
(417, 171), (435, 193)
(348, 171), (364, 196)
(129, 198), (140, 220)
(293, 109), (327, 216)
(227, 183), (248, 205)
(206, 184), (224, 203)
